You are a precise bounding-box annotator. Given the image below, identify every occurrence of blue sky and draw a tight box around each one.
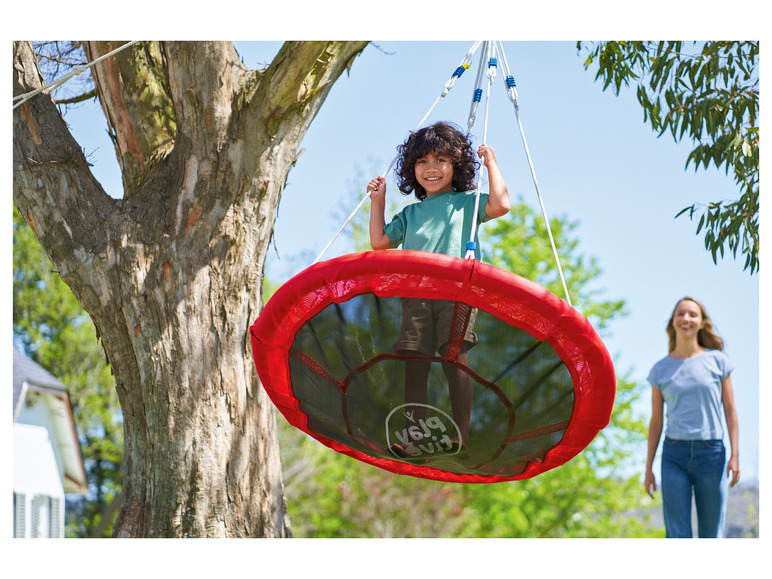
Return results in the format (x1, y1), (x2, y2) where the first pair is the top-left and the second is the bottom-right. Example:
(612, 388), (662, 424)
(60, 40), (760, 484)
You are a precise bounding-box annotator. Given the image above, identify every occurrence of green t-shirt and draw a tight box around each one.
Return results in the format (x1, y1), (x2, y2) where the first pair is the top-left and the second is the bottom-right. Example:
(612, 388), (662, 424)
(383, 190), (491, 259)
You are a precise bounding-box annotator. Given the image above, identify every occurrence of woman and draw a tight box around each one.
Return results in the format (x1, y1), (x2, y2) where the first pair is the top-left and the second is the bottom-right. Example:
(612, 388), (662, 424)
(644, 297), (740, 538)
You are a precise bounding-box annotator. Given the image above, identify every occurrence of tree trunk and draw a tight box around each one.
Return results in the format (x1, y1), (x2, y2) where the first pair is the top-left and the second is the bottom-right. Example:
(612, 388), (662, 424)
(12, 40), (369, 537)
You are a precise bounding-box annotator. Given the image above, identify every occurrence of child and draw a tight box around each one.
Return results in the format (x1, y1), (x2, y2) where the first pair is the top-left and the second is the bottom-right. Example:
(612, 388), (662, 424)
(368, 121), (510, 457)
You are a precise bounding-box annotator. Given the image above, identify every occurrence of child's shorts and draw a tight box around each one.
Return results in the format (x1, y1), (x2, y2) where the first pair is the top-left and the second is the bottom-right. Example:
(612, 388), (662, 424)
(394, 297), (479, 356)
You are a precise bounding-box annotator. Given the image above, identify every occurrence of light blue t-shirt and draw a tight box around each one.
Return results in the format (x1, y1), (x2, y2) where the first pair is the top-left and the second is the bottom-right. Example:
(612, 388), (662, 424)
(383, 190), (491, 260)
(647, 349), (734, 440)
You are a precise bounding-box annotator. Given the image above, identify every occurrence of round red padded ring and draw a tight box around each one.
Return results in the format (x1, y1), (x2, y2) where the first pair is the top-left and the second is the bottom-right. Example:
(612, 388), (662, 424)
(250, 250), (616, 483)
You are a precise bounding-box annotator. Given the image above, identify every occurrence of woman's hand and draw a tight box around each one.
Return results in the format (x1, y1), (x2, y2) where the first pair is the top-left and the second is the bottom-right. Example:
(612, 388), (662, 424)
(644, 469), (657, 499)
(727, 455), (741, 487)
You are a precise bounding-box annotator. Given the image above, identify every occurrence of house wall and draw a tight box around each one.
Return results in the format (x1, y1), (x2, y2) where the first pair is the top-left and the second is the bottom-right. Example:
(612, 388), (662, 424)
(16, 392), (67, 480)
(14, 350), (87, 537)
(13, 421), (66, 538)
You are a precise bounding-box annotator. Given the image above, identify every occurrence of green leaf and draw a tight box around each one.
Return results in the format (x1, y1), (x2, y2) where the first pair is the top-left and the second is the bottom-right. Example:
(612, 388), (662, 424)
(696, 213), (705, 234)
(674, 206), (693, 219)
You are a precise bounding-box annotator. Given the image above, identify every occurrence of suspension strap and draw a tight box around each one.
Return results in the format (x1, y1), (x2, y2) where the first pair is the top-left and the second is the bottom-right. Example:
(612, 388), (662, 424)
(496, 42), (572, 306)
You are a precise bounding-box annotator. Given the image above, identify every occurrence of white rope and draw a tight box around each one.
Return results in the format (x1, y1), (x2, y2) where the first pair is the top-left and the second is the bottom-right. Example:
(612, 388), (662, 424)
(13, 41), (141, 110)
(496, 41), (572, 306)
(467, 46), (487, 133)
(441, 41), (483, 98)
(465, 41), (497, 260)
(312, 41), (483, 265)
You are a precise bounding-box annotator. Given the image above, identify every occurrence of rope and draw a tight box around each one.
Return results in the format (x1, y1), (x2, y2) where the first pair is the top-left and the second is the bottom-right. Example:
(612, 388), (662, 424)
(467, 47), (487, 133)
(312, 41), (483, 265)
(496, 41), (572, 306)
(465, 41), (497, 260)
(441, 41), (483, 98)
(13, 41), (141, 110)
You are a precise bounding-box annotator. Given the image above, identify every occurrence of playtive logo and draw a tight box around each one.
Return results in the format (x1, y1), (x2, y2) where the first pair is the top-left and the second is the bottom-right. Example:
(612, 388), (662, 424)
(385, 403), (462, 459)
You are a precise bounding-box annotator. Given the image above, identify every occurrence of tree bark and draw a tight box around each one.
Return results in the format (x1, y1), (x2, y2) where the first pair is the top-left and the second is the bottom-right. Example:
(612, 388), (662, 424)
(13, 40), (369, 537)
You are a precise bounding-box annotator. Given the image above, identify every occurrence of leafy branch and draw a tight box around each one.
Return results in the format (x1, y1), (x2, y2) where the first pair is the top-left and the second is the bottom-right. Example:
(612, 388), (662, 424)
(578, 41), (759, 274)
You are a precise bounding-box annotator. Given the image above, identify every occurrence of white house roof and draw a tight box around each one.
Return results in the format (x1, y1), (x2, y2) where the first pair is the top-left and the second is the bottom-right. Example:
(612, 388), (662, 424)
(13, 348), (88, 494)
(13, 347), (66, 419)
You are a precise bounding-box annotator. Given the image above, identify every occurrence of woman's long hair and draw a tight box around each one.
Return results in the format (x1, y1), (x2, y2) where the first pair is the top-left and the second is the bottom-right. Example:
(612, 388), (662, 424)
(666, 296), (724, 352)
(394, 121), (479, 200)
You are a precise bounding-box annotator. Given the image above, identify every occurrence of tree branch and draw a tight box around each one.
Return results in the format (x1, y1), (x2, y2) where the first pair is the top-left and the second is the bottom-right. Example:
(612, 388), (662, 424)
(162, 41), (246, 160)
(254, 41), (368, 136)
(53, 88), (98, 105)
(13, 41), (116, 263)
(85, 41), (177, 197)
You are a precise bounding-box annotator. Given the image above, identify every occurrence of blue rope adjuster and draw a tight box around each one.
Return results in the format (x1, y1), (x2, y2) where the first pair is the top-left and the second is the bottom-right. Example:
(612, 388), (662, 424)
(473, 88), (483, 102)
(453, 64), (468, 78)
(506, 75), (516, 88)
(466, 241), (476, 252)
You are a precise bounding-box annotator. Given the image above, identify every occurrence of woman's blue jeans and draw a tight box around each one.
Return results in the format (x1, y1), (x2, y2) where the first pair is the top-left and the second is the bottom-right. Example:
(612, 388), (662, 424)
(661, 437), (728, 538)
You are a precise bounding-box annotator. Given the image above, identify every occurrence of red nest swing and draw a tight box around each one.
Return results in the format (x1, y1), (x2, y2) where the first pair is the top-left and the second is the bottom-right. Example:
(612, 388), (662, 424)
(250, 250), (615, 483)
(249, 41), (616, 483)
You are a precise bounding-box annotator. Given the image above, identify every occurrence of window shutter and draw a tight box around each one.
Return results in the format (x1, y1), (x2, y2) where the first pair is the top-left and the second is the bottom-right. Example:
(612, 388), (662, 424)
(14, 493), (26, 538)
(30, 495), (54, 538)
(30, 495), (41, 538)
(50, 497), (62, 538)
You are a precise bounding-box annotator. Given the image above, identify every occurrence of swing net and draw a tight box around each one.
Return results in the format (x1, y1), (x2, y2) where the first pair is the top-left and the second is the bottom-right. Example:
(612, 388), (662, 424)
(250, 251), (615, 483)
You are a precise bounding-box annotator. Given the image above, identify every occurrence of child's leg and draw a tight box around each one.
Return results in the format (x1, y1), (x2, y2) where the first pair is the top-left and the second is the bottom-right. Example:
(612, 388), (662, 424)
(436, 301), (477, 447)
(442, 351), (472, 445)
(395, 298), (434, 425)
(389, 354), (431, 456)
(403, 357), (431, 420)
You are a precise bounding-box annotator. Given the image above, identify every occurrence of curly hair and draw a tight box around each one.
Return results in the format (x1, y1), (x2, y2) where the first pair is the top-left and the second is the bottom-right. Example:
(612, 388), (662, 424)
(394, 121), (479, 200)
(666, 296), (724, 352)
